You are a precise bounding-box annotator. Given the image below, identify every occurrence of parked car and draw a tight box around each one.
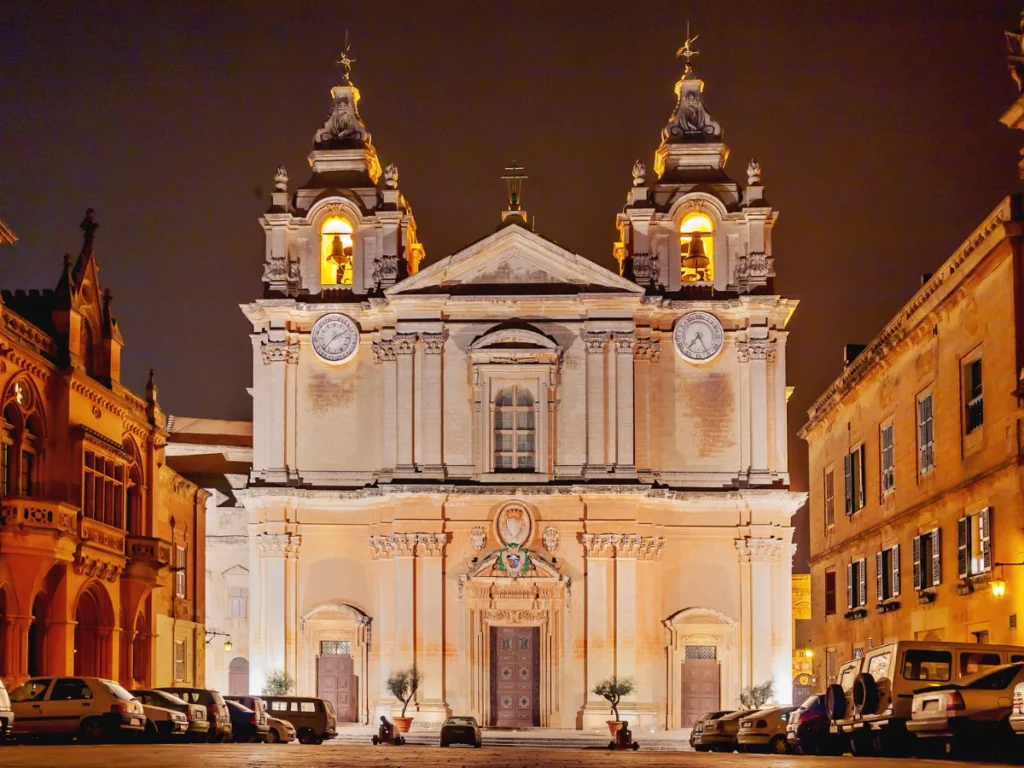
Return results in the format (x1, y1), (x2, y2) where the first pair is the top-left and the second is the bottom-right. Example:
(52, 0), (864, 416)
(737, 706), (798, 753)
(0, 678), (13, 744)
(787, 694), (844, 756)
(825, 640), (1024, 757)
(266, 714), (296, 743)
(155, 687), (231, 743)
(225, 699), (270, 743)
(137, 700), (188, 742)
(131, 689), (209, 742)
(440, 715), (482, 748)
(698, 709), (757, 752)
(225, 695), (269, 733)
(909, 661), (1024, 759)
(261, 695), (337, 744)
(9, 677), (146, 743)
(690, 710), (733, 752)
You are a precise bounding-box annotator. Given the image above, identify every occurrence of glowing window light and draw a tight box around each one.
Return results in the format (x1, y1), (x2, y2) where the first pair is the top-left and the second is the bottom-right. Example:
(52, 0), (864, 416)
(320, 217), (354, 286)
(680, 213), (714, 283)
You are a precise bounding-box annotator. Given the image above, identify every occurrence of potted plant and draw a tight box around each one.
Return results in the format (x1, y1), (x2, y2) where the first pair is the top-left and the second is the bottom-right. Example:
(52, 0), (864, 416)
(593, 676), (635, 735)
(739, 680), (774, 709)
(261, 669), (295, 695)
(387, 668), (421, 733)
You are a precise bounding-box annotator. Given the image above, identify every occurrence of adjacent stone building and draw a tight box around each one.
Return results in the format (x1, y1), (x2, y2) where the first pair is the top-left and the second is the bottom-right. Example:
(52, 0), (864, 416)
(203, 45), (804, 730)
(801, 31), (1024, 686)
(0, 215), (207, 690)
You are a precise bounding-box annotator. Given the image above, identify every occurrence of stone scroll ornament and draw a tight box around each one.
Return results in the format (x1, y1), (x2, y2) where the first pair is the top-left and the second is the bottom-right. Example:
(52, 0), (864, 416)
(497, 543), (531, 579)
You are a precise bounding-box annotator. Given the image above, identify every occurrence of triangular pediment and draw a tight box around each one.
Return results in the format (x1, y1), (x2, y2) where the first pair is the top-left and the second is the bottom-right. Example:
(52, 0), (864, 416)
(386, 224), (642, 296)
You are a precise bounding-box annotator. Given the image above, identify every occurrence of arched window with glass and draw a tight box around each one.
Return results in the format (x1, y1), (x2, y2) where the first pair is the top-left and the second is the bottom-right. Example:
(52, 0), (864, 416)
(1, 379), (44, 498)
(494, 385), (536, 472)
(320, 216), (355, 286)
(680, 212), (715, 283)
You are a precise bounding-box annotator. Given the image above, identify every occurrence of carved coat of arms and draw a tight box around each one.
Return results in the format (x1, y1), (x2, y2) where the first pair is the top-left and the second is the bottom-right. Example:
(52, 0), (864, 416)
(497, 543), (531, 579)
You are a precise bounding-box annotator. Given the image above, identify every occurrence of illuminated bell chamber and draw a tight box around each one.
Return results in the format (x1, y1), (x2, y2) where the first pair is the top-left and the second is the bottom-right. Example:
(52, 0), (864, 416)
(327, 233), (353, 283)
(682, 233), (710, 271)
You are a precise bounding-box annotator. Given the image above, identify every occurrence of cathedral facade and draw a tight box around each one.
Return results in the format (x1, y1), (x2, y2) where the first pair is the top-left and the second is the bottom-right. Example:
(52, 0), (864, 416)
(236, 51), (804, 730)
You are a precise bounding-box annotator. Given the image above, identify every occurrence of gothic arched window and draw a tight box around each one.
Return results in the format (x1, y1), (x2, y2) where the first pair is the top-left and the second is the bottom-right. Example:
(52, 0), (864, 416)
(494, 385), (535, 472)
(680, 212), (715, 283)
(320, 217), (355, 286)
(1, 380), (44, 498)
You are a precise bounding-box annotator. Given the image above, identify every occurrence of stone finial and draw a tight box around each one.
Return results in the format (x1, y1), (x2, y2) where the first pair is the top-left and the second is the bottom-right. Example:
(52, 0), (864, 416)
(631, 160), (646, 186)
(274, 165), (288, 192)
(747, 158), (762, 185)
(146, 369), (158, 402)
(1006, 12), (1024, 93)
(383, 162), (399, 188)
(79, 208), (98, 255)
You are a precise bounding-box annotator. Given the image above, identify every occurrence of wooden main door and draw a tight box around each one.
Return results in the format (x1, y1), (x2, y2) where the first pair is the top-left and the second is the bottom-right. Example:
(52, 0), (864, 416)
(318, 652), (357, 722)
(490, 626), (540, 728)
(681, 658), (720, 728)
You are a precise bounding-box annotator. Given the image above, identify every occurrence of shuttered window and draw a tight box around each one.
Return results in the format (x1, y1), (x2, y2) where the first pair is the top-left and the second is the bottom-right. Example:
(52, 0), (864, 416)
(825, 570), (837, 616)
(847, 558), (868, 610)
(880, 424), (895, 496)
(965, 358), (983, 435)
(918, 393), (935, 476)
(844, 445), (866, 515)
(958, 508), (993, 579)
(876, 545), (900, 601)
(824, 469), (835, 529)
(913, 529), (941, 590)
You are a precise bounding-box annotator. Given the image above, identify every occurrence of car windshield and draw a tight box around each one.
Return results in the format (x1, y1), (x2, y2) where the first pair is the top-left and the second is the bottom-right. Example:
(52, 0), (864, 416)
(446, 717), (475, 725)
(9, 679), (50, 702)
(962, 663), (1024, 691)
(228, 701), (253, 713)
(160, 692), (188, 705)
(101, 681), (134, 700)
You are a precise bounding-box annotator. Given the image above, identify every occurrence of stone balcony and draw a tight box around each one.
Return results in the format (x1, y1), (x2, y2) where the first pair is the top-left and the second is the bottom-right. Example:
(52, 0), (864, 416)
(75, 516), (127, 582)
(0, 497), (80, 558)
(125, 535), (173, 569)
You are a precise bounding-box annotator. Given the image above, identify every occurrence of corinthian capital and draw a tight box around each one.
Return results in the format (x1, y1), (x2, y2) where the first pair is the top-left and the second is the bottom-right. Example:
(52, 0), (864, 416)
(736, 339), (773, 363)
(416, 532), (448, 557)
(393, 333), (418, 355)
(372, 339), (396, 363)
(582, 332), (609, 355)
(261, 339), (298, 364)
(633, 338), (661, 361)
(421, 331), (448, 355)
(612, 332), (637, 355)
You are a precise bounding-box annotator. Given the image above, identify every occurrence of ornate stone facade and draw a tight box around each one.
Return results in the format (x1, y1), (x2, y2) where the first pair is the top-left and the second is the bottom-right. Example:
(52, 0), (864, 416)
(203, 43), (805, 732)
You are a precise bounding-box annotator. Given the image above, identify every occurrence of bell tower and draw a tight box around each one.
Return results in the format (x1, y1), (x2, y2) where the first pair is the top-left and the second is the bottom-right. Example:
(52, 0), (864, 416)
(258, 46), (425, 299)
(615, 32), (776, 296)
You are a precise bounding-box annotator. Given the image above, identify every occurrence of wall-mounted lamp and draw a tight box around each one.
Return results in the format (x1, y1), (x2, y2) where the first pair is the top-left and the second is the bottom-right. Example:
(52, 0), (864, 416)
(206, 630), (232, 652)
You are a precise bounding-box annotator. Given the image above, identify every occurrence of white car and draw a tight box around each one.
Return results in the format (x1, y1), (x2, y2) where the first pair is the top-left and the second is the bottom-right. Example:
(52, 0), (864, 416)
(138, 701), (188, 742)
(267, 714), (296, 743)
(9, 676), (146, 743)
(909, 661), (1024, 759)
(737, 706), (798, 754)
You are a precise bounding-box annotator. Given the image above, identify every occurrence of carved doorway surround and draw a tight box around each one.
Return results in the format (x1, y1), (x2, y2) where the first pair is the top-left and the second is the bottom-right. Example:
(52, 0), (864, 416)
(299, 603), (371, 723)
(664, 608), (738, 730)
(460, 549), (567, 728)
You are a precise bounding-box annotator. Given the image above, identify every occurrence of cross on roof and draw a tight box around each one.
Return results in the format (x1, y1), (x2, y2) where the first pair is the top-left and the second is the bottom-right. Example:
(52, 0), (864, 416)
(501, 161), (528, 210)
(676, 22), (699, 74)
(336, 31), (356, 82)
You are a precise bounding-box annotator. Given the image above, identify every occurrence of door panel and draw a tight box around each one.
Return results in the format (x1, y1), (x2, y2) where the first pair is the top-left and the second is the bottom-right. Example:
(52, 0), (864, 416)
(681, 660), (720, 728)
(491, 626), (539, 728)
(317, 654), (356, 722)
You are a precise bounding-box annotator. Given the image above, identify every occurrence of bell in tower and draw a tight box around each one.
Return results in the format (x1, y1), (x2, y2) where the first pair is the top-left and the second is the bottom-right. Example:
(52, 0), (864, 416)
(327, 232), (353, 284)
(681, 232), (710, 273)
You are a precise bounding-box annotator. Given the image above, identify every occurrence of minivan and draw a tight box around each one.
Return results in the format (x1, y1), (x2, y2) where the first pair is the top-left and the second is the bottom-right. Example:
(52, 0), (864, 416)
(259, 696), (337, 744)
(825, 640), (1024, 756)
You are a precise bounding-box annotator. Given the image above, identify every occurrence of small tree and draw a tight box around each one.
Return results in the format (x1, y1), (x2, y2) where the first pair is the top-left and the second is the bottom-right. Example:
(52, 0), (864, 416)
(387, 668), (421, 717)
(739, 680), (774, 709)
(593, 676), (635, 722)
(262, 669), (294, 696)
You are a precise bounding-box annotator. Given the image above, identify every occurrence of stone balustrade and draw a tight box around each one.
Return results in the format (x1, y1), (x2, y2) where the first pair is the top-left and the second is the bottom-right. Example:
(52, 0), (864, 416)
(126, 535), (172, 567)
(0, 497), (78, 535)
(79, 515), (126, 555)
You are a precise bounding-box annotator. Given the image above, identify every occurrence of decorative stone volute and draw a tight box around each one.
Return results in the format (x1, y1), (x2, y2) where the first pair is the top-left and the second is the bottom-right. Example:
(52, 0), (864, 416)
(383, 162), (399, 188)
(631, 160), (646, 186)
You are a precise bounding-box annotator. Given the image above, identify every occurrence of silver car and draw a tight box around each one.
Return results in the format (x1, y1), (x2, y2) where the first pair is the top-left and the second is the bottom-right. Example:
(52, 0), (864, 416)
(909, 661), (1024, 759)
(737, 706), (798, 754)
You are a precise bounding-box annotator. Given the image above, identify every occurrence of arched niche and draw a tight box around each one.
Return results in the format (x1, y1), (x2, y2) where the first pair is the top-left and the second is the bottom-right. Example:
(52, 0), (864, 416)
(663, 607), (739, 730)
(298, 602), (371, 724)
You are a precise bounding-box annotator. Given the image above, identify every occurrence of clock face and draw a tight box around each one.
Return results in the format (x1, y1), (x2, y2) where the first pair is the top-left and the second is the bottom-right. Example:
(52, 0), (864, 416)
(310, 313), (360, 364)
(674, 311), (725, 363)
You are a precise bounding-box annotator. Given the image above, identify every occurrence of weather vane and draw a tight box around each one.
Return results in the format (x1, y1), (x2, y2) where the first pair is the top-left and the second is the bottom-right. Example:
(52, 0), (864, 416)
(501, 161), (528, 210)
(676, 21), (699, 76)
(336, 30), (356, 82)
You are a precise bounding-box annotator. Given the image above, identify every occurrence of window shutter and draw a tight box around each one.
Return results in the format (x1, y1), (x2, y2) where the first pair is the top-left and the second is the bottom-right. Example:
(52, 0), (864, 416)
(931, 528), (942, 586)
(980, 508), (992, 573)
(857, 445), (866, 509)
(912, 536), (922, 591)
(847, 563), (854, 609)
(892, 544), (901, 597)
(876, 551), (884, 602)
(844, 453), (853, 515)
(858, 559), (867, 607)
(957, 517), (969, 579)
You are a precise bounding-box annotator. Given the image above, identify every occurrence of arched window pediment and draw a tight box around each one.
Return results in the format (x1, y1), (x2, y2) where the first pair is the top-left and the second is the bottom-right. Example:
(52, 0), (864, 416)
(471, 326), (559, 352)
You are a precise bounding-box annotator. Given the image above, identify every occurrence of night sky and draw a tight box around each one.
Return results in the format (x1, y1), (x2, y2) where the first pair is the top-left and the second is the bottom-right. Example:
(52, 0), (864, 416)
(1, 1), (1021, 565)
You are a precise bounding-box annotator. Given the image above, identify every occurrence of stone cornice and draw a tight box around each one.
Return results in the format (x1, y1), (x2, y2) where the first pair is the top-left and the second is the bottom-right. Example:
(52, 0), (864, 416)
(800, 196), (1016, 438)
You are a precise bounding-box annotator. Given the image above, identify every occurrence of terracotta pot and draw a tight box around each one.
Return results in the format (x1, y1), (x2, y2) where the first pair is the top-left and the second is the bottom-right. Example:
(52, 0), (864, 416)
(394, 716), (414, 733)
(607, 720), (623, 736)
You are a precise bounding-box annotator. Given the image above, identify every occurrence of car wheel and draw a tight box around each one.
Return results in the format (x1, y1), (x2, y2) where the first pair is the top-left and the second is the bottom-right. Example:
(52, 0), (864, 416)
(769, 735), (788, 754)
(475, 741), (482, 748)
(78, 718), (105, 745)
(298, 729), (316, 745)
(269, 729), (280, 744)
(440, 740), (448, 747)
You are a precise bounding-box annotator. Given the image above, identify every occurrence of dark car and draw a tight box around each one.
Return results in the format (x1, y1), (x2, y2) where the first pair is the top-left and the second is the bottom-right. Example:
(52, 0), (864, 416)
(787, 694), (844, 756)
(224, 695), (269, 733)
(155, 687), (231, 743)
(691, 711), (733, 751)
(131, 689), (209, 742)
(440, 715), (482, 748)
(225, 699), (270, 743)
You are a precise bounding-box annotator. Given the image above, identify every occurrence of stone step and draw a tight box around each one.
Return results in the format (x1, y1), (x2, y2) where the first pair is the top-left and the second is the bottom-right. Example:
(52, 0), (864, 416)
(330, 732), (689, 751)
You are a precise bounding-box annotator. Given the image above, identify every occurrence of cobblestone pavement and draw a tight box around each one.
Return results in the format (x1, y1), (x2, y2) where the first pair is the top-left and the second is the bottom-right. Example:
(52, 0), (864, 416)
(0, 743), (1001, 768)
